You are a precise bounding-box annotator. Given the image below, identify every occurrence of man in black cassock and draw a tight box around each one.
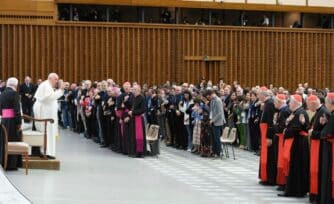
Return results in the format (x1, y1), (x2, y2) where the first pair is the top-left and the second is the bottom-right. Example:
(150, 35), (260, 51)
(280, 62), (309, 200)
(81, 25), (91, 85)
(306, 95), (330, 204)
(114, 88), (123, 153)
(175, 86), (186, 150)
(19, 76), (35, 118)
(166, 87), (177, 146)
(103, 87), (118, 151)
(0, 78), (22, 170)
(125, 85), (146, 158)
(258, 87), (277, 186)
(118, 82), (134, 155)
(273, 94), (291, 190)
(279, 94), (310, 197)
(95, 82), (108, 147)
(320, 92), (334, 204)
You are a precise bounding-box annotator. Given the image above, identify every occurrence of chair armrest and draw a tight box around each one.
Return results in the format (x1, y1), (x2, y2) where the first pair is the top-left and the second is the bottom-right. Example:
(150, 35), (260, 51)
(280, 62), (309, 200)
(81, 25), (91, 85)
(22, 114), (54, 124)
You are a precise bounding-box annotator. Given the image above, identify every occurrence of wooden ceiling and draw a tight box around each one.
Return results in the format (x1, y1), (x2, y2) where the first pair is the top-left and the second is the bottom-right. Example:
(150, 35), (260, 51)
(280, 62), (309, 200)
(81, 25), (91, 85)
(55, 0), (334, 14)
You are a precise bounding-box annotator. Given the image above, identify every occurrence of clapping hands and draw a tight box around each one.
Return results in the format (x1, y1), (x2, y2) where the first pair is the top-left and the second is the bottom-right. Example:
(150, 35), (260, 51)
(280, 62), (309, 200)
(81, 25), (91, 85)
(320, 114), (328, 125)
(299, 114), (305, 124)
(286, 114), (295, 125)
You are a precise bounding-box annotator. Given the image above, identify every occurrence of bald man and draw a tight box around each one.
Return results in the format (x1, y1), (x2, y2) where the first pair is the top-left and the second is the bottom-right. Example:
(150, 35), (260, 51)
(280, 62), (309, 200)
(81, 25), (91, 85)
(19, 76), (35, 119)
(33, 73), (64, 159)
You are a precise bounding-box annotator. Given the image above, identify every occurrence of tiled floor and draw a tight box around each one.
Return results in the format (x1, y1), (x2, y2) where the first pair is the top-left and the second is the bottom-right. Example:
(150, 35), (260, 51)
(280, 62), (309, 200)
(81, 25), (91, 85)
(6, 129), (308, 204)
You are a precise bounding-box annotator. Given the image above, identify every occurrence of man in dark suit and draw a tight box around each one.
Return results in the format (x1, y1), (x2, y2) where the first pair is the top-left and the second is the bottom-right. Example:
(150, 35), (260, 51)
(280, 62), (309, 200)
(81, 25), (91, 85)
(19, 76), (35, 118)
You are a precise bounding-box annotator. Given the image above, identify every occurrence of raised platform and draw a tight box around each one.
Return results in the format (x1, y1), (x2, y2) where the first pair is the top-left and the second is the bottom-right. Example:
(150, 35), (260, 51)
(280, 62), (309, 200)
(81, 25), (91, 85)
(23, 157), (60, 171)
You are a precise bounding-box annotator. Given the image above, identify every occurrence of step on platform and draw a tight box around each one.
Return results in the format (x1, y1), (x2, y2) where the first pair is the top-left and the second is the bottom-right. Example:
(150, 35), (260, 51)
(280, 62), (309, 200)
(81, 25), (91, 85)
(22, 157), (60, 171)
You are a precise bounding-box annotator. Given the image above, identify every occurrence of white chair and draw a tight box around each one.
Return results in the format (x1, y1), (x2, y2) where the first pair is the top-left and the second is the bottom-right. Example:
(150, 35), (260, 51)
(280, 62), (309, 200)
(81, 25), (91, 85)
(146, 125), (160, 156)
(220, 127), (230, 159)
(21, 115), (54, 159)
(22, 130), (44, 155)
(146, 125), (160, 142)
(1, 124), (29, 175)
(220, 127), (237, 160)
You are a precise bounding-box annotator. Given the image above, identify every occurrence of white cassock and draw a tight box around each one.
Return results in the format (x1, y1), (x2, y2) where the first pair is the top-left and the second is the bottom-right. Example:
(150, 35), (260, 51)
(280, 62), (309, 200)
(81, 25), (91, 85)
(33, 80), (64, 157)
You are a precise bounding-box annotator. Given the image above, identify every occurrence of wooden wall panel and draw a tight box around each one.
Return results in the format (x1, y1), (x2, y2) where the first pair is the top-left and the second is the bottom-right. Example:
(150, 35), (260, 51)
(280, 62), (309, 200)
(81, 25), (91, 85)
(0, 23), (333, 91)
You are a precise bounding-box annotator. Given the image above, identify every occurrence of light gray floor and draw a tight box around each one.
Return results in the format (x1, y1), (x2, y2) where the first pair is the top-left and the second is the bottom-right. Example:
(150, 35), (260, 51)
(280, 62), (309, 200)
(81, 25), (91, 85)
(6, 129), (308, 204)
(0, 167), (30, 204)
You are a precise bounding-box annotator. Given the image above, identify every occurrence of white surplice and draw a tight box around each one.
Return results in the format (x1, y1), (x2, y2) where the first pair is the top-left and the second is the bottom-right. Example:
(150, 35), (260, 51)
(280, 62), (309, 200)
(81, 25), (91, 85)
(33, 80), (64, 157)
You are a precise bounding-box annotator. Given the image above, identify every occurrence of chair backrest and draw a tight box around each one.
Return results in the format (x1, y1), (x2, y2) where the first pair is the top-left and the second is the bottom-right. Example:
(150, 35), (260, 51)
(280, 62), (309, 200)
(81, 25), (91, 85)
(145, 124), (150, 134)
(0, 125), (8, 168)
(228, 128), (237, 143)
(221, 127), (230, 139)
(146, 125), (160, 141)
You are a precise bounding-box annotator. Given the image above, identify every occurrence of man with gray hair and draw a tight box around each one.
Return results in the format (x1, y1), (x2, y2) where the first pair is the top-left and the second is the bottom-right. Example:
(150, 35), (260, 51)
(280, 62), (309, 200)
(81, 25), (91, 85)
(19, 76), (35, 118)
(278, 94), (310, 197)
(306, 95), (330, 203)
(0, 77), (22, 170)
(258, 86), (276, 186)
(126, 85), (146, 157)
(319, 92), (334, 204)
(33, 73), (64, 159)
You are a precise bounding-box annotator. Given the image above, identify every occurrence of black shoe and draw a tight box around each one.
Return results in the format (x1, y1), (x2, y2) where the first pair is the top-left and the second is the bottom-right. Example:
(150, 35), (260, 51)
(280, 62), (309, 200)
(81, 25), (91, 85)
(136, 154), (144, 158)
(84, 132), (89, 138)
(93, 137), (100, 143)
(259, 181), (270, 186)
(6, 168), (18, 171)
(200, 154), (208, 157)
(277, 185), (285, 191)
(100, 144), (108, 148)
(47, 155), (56, 160)
(277, 193), (288, 197)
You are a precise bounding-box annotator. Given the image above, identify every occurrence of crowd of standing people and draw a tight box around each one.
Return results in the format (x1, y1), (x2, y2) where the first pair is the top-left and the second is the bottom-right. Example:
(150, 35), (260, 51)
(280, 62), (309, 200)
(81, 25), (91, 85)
(0, 75), (334, 204)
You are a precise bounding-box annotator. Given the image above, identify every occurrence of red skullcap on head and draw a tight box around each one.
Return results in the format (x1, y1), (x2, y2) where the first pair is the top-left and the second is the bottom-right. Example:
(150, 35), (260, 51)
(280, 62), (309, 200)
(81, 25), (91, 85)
(327, 92), (334, 100)
(260, 86), (268, 91)
(292, 94), (302, 103)
(307, 95), (318, 102)
(276, 94), (286, 101)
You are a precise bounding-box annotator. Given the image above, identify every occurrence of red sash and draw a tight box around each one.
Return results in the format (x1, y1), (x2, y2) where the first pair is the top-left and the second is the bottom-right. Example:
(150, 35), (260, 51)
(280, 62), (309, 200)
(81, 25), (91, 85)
(2, 109), (15, 118)
(260, 123), (268, 181)
(310, 139), (321, 195)
(135, 115), (144, 153)
(328, 138), (334, 199)
(283, 131), (308, 178)
(276, 133), (285, 185)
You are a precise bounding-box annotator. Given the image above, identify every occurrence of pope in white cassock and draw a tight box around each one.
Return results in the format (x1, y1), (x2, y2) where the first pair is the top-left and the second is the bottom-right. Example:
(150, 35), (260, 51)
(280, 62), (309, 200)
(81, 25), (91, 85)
(33, 73), (64, 158)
